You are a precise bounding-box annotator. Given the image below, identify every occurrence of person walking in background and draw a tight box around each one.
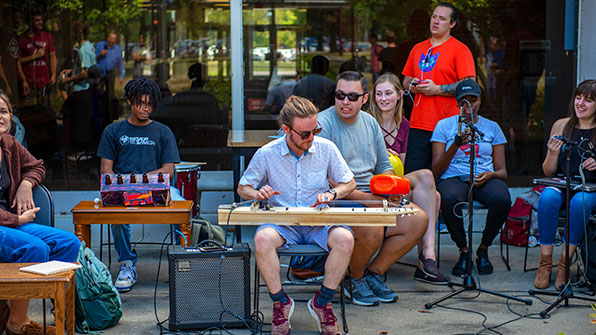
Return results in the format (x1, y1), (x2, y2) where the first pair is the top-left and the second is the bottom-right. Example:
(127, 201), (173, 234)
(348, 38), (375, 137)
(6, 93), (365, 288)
(402, 2), (475, 174)
(368, 33), (383, 83)
(18, 10), (56, 106)
(132, 33), (151, 78)
(59, 23), (95, 95)
(293, 55), (335, 111)
(378, 30), (396, 75)
(95, 31), (124, 120)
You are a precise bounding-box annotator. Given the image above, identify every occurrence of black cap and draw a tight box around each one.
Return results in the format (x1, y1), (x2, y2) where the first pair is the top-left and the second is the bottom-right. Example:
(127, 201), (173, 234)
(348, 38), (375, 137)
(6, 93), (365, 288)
(455, 79), (481, 103)
(87, 64), (106, 84)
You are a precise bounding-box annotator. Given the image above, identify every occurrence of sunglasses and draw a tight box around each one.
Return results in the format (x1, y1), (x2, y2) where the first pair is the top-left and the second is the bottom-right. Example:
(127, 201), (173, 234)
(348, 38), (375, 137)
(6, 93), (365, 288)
(335, 90), (366, 102)
(289, 125), (322, 140)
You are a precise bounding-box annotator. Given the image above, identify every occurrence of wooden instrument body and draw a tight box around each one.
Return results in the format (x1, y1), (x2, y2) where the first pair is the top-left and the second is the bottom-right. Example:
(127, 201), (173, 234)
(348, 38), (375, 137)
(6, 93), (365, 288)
(218, 204), (418, 226)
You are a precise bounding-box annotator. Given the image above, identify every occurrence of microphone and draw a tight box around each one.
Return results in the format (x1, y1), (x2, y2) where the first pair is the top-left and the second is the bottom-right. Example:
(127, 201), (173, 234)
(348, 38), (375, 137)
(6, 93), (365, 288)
(458, 99), (484, 137)
(553, 135), (573, 144)
(554, 135), (596, 159)
(370, 174), (411, 196)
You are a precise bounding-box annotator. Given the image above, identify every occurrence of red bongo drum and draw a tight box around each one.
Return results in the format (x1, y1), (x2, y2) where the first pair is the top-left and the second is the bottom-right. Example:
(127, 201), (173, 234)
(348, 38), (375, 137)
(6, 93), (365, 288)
(175, 163), (201, 217)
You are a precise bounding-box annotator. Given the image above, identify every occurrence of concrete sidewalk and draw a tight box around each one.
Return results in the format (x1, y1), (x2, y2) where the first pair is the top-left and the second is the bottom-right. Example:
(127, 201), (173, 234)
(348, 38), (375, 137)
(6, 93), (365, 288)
(26, 229), (596, 335)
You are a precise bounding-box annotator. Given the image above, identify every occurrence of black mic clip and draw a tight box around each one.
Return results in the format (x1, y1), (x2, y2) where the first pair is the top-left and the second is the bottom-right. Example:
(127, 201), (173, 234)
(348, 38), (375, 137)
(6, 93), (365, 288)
(460, 117), (485, 138)
(554, 135), (596, 159)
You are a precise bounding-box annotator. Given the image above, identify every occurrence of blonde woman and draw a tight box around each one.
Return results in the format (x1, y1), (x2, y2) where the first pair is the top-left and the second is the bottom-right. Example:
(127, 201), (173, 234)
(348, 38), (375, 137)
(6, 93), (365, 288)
(369, 73), (450, 285)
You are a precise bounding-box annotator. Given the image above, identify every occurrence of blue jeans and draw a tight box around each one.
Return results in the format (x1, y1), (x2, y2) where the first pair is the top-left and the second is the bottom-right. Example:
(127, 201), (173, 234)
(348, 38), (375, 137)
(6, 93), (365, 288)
(0, 223), (80, 263)
(112, 186), (185, 263)
(537, 186), (596, 245)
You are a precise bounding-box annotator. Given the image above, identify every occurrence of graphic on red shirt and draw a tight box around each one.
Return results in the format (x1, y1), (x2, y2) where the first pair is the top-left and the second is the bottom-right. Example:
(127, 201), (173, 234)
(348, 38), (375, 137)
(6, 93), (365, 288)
(18, 31), (55, 90)
(460, 143), (481, 158)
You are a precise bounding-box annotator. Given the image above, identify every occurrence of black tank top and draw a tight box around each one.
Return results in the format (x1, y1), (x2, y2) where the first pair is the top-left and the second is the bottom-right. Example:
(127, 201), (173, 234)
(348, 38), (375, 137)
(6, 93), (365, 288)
(557, 127), (596, 182)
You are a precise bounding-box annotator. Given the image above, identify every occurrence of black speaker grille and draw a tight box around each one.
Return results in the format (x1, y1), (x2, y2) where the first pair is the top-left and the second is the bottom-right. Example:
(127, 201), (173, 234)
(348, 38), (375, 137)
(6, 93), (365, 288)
(169, 245), (250, 330)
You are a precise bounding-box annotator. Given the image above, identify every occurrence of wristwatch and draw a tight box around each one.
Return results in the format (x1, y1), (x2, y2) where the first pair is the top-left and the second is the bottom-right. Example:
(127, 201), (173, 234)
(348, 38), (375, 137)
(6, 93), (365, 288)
(327, 189), (337, 200)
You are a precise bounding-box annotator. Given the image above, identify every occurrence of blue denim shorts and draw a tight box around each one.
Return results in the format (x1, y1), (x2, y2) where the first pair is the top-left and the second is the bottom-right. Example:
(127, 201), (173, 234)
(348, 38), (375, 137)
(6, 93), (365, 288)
(256, 224), (352, 251)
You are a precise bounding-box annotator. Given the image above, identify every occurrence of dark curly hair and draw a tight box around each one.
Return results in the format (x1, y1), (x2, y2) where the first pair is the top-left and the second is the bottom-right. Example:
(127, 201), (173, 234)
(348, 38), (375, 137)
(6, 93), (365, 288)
(123, 77), (161, 110)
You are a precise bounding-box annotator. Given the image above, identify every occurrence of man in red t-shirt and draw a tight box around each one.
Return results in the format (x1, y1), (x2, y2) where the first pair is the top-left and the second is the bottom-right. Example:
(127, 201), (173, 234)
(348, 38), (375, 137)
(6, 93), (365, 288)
(402, 2), (475, 174)
(18, 11), (56, 104)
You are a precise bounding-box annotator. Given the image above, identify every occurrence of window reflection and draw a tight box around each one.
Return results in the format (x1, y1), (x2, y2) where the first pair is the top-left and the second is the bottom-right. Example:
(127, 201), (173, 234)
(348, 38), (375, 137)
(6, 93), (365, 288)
(0, 1), (562, 189)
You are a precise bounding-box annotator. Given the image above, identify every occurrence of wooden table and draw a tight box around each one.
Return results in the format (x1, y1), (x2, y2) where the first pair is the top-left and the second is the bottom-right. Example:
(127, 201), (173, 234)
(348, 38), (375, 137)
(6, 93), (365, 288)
(0, 263), (76, 335)
(72, 201), (194, 248)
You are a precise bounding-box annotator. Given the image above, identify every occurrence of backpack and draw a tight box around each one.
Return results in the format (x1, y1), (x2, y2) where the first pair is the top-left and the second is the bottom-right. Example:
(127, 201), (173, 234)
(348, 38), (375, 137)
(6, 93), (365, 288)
(190, 218), (226, 246)
(74, 242), (122, 333)
(500, 186), (544, 246)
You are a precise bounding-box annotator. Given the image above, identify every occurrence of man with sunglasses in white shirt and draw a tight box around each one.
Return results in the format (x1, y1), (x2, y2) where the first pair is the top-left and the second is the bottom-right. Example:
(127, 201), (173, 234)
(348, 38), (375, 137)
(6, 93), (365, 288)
(238, 96), (356, 335)
(402, 2), (476, 175)
(318, 71), (428, 307)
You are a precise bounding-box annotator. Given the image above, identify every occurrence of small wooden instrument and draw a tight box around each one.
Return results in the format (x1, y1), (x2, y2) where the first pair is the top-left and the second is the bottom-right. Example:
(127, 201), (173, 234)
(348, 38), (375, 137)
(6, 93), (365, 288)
(218, 201), (419, 226)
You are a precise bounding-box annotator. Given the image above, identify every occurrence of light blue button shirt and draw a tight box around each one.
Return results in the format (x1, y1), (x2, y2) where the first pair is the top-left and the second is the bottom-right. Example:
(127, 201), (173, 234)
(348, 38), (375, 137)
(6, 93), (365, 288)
(239, 135), (354, 207)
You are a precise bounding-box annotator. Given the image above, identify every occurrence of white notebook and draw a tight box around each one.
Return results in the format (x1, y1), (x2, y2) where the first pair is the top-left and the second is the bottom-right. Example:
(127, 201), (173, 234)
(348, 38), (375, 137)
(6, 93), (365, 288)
(19, 261), (82, 276)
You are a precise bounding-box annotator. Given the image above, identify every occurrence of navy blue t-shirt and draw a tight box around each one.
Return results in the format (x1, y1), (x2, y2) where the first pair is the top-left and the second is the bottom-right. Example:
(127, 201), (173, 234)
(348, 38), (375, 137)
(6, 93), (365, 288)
(97, 120), (180, 174)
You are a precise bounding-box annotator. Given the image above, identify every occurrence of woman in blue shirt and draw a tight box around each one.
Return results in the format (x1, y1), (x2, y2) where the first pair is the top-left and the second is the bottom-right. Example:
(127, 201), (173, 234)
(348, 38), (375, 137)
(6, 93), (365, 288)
(431, 79), (510, 277)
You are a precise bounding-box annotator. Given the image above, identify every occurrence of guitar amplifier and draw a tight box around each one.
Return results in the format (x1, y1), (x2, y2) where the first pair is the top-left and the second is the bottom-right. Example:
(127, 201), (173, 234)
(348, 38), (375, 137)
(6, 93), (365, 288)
(168, 243), (251, 331)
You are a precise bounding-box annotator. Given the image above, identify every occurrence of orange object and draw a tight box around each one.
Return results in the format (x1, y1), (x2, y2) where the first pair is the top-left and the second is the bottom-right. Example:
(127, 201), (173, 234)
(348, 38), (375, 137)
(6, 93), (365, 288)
(370, 174), (410, 196)
(124, 192), (154, 206)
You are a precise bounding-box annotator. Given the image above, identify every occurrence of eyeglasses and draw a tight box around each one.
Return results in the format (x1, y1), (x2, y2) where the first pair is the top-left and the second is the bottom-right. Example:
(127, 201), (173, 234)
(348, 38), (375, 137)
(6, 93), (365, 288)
(289, 125), (322, 140)
(335, 90), (366, 102)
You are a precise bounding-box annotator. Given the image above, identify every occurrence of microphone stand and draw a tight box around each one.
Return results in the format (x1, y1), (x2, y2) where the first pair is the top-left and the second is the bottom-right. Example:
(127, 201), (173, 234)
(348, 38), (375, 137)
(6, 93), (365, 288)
(529, 141), (596, 316)
(425, 111), (532, 309)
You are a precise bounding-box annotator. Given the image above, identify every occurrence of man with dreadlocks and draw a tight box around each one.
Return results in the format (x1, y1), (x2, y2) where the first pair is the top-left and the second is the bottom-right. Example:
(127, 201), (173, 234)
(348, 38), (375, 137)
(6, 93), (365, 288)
(97, 77), (184, 292)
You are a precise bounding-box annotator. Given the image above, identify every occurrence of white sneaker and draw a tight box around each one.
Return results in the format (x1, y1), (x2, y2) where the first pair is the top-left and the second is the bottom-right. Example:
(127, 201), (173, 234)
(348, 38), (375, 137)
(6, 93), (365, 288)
(115, 260), (137, 292)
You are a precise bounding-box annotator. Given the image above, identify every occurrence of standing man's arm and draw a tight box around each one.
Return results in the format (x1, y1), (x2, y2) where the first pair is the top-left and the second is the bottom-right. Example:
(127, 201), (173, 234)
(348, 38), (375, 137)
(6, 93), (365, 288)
(417, 76), (475, 97)
(0, 56), (12, 96)
(147, 163), (175, 177)
(16, 60), (29, 96)
(49, 50), (57, 85)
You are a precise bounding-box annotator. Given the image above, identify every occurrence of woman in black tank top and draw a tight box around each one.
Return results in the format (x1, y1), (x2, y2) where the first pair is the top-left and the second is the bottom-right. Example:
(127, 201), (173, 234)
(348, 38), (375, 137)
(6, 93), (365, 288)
(535, 79), (596, 291)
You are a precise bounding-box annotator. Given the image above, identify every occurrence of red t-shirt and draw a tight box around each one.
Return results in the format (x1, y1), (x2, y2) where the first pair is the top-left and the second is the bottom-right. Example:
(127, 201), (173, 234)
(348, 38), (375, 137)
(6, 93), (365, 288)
(402, 37), (475, 132)
(18, 31), (55, 90)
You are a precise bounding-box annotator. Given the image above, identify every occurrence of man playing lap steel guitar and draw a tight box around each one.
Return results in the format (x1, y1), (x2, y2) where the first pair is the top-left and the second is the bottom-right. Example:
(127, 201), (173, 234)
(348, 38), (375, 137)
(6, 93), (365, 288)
(237, 96), (356, 335)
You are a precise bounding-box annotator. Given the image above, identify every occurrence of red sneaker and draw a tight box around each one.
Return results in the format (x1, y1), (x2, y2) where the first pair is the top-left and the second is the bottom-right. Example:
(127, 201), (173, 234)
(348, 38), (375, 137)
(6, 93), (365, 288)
(271, 297), (294, 335)
(307, 298), (340, 335)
